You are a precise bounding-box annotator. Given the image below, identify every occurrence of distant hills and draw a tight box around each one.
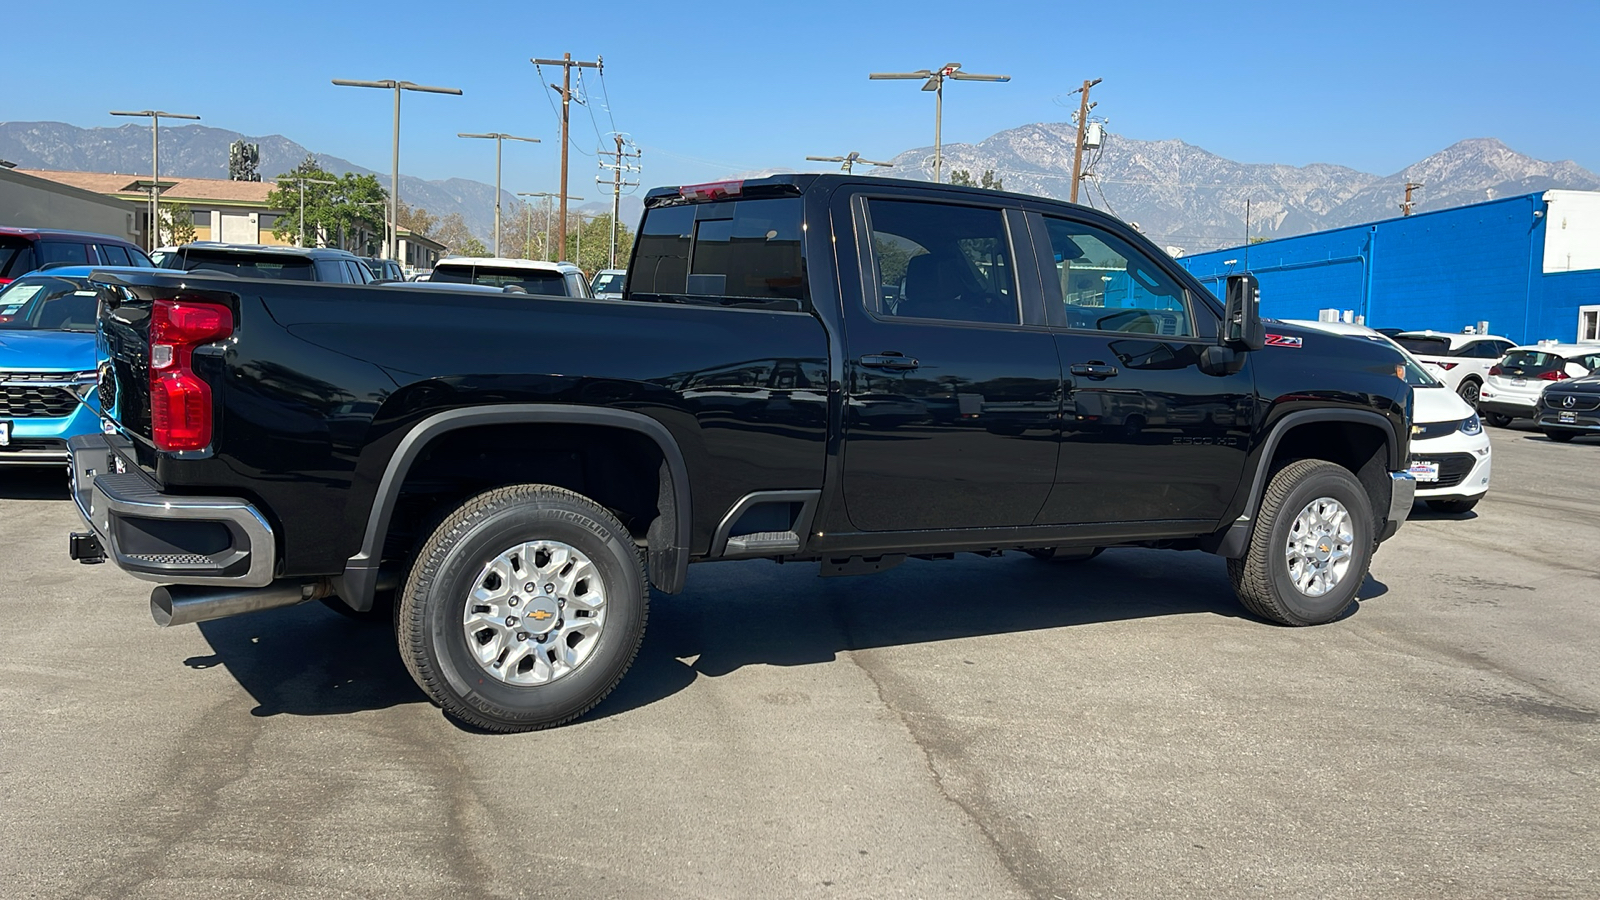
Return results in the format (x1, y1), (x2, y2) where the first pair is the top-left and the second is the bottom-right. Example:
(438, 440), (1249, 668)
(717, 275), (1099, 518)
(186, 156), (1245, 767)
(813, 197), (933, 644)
(873, 129), (1600, 253)
(4, 120), (1597, 254)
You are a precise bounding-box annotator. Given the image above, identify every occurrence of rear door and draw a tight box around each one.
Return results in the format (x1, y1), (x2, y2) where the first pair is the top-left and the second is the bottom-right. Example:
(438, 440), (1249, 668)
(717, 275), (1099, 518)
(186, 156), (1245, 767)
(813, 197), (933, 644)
(834, 187), (1061, 531)
(1029, 210), (1255, 525)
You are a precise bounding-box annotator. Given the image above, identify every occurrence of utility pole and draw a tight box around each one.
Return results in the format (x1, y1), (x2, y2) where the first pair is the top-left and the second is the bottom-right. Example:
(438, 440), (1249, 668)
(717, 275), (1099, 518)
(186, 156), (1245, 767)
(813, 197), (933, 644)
(458, 132), (541, 257)
(1402, 181), (1424, 216)
(110, 109), (200, 250)
(805, 152), (893, 175)
(331, 78), (463, 261)
(869, 63), (1009, 184)
(517, 191), (583, 261)
(532, 53), (602, 263)
(597, 133), (641, 269)
(1068, 77), (1102, 204)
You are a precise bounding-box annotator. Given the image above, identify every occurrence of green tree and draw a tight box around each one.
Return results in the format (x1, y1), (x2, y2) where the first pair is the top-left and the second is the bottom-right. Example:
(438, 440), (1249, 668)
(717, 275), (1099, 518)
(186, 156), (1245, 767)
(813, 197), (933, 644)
(397, 202), (437, 237)
(265, 156), (386, 248)
(562, 214), (635, 275)
(949, 168), (1004, 190)
(158, 202), (197, 245)
(432, 212), (483, 255)
(459, 236), (489, 257)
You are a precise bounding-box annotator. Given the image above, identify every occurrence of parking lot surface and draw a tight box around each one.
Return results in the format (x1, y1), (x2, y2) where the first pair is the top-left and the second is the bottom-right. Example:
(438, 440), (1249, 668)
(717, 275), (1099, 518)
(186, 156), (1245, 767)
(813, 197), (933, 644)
(2, 423), (1597, 899)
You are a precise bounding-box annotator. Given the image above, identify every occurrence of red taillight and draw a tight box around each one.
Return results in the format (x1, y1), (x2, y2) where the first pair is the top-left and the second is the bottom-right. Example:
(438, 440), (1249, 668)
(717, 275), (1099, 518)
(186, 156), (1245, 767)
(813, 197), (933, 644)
(1488, 365), (1503, 376)
(1435, 361), (1458, 371)
(149, 298), (232, 452)
(1538, 369), (1570, 382)
(678, 179), (743, 202)
(0, 278), (12, 286)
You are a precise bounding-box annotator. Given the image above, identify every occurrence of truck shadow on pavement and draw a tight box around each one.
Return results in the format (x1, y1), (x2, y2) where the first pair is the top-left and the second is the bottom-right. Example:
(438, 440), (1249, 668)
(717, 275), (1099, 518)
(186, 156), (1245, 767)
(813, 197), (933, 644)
(188, 549), (1389, 725)
(0, 469), (71, 501)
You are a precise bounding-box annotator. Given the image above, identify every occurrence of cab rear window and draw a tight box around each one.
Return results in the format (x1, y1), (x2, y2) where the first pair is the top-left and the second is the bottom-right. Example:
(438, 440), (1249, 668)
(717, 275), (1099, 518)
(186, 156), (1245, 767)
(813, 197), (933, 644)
(431, 266), (569, 295)
(629, 197), (805, 309)
(178, 250), (316, 280)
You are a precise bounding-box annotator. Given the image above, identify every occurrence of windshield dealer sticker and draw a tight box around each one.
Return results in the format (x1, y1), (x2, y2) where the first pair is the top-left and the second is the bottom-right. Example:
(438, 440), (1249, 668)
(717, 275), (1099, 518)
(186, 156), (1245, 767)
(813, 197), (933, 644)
(1265, 334), (1304, 348)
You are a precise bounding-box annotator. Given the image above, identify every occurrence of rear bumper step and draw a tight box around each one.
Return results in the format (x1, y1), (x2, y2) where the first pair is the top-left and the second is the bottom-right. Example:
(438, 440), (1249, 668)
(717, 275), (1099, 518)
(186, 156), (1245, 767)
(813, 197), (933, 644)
(67, 433), (277, 587)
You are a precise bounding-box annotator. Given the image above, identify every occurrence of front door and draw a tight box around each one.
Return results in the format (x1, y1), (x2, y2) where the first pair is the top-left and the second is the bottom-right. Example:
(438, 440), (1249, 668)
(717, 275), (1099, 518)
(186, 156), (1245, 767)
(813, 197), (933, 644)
(1028, 212), (1255, 525)
(838, 193), (1061, 532)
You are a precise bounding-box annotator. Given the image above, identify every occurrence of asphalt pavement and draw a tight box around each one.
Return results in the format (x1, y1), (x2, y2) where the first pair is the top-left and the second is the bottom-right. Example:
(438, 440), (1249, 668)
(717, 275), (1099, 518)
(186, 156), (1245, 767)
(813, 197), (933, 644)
(1, 422), (1596, 899)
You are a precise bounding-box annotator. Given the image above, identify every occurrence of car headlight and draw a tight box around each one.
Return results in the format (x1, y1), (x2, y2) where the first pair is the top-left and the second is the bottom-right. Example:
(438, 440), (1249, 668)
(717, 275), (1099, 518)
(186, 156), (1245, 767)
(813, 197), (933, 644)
(1459, 413), (1483, 436)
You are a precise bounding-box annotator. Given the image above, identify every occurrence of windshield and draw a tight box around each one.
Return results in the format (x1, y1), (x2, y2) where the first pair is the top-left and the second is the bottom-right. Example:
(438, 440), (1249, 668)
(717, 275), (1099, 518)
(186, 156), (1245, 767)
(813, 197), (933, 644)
(0, 277), (98, 331)
(177, 250), (316, 280)
(431, 265), (569, 295)
(592, 272), (624, 293)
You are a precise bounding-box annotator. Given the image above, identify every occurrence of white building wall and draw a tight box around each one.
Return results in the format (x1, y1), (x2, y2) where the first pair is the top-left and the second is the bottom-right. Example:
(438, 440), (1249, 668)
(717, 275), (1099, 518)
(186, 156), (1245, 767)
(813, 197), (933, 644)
(1543, 190), (1600, 273)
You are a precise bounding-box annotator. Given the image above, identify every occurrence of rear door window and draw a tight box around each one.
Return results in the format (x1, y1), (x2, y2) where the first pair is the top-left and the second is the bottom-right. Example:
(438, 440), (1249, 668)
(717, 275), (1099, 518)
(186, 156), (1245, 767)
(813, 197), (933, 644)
(1394, 336), (1451, 356)
(629, 197), (806, 307)
(0, 239), (35, 279)
(864, 198), (1019, 324)
(37, 241), (89, 266)
(98, 244), (133, 266)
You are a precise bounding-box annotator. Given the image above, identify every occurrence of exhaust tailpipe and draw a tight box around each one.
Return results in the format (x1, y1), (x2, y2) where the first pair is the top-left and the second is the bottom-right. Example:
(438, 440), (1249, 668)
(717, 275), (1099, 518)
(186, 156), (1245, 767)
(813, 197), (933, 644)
(150, 580), (327, 627)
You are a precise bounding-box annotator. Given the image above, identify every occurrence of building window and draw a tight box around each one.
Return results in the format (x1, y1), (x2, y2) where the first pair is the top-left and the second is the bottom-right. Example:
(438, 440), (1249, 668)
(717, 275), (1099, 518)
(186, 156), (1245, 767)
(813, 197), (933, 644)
(193, 210), (212, 227)
(258, 213), (281, 231)
(1580, 306), (1600, 343)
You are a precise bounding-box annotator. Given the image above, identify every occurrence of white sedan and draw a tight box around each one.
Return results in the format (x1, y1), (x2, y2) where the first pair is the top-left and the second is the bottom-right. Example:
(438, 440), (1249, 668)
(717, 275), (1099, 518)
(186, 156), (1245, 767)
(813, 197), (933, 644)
(1293, 321), (1491, 513)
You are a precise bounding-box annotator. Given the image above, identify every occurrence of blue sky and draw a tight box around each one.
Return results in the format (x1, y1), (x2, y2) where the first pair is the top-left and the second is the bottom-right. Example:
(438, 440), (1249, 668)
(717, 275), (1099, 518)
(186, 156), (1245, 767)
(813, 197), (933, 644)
(10, 0), (1599, 194)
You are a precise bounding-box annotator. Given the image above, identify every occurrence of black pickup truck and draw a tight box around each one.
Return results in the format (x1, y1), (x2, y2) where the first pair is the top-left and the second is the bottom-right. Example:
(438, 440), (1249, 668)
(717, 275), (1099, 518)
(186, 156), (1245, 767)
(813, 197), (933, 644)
(67, 174), (1416, 732)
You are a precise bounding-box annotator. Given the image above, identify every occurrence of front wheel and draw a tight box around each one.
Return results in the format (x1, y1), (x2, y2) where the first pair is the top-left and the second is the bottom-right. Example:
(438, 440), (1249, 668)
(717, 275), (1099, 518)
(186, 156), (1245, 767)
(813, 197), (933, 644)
(1484, 412), (1513, 428)
(398, 484), (648, 732)
(1456, 379), (1481, 408)
(1227, 459), (1374, 626)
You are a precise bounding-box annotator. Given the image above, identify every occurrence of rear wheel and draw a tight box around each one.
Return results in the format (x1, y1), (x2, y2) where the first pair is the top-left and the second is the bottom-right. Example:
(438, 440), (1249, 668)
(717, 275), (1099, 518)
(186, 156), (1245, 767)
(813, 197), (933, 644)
(398, 484), (647, 732)
(1484, 412), (1513, 427)
(1227, 459), (1374, 626)
(1544, 430), (1576, 443)
(1456, 379), (1481, 408)
(1425, 497), (1480, 514)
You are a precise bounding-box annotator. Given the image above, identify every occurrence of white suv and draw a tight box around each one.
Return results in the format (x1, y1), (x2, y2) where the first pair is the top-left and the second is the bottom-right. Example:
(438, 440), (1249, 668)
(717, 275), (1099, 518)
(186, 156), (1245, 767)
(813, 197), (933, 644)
(429, 258), (591, 297)
(1293, 322), (1492, 513)
(1478, 343), (1600, 426)
(1392, 331), (1516, 409)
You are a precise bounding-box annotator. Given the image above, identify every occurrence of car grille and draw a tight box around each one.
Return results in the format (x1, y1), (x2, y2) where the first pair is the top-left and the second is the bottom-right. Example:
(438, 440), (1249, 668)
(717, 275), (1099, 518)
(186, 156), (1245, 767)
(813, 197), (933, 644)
(1413, 452), (1477, 489)
(0, 373), (84, 419)
(1544, 393), (1600, 411)
(1413, 420), (1461, 440)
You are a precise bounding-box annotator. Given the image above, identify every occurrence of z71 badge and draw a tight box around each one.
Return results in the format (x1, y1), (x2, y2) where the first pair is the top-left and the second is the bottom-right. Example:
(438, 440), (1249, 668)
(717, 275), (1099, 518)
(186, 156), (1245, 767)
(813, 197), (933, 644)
(1264, 334), (1304, 348)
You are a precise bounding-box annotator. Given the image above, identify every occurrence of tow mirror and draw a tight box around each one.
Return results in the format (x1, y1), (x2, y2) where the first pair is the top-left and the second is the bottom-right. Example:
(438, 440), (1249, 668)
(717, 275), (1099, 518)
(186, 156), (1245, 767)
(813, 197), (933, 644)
(1224, 273), (1265, 351)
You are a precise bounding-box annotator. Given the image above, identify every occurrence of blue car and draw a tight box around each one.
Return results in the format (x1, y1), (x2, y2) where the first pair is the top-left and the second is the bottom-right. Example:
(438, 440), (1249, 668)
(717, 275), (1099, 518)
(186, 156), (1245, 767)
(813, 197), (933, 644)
(0, 268), (110, 466)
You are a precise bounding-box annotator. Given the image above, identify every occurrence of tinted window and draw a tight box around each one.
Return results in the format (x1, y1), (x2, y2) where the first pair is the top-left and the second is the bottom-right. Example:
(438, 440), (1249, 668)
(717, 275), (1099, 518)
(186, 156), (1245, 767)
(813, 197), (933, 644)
(178, 250), (316, 280)
(98, 244), (132, 266)
(865, 199), (1018, 324)
(126, 246), (153, 267)
(0, 277), (98, 331)
(1497, 351), (1562, 377)
(630, 198), (806, 305)
(0, 239), (35, 279)
(37, 241), (89, 265)
(1042, 216), (1191, 336)
(431, 264), (569, 294)
(592, 271), (624, 294)
(1394, 336), (1451, 356)
(1462, 341), (1506, 359)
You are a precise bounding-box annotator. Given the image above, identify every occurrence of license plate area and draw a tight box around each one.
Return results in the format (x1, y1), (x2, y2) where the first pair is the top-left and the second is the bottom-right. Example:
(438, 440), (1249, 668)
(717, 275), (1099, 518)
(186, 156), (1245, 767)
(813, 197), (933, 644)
(1409, 460), (1440, 482)
(1559, 412), (1577, 423)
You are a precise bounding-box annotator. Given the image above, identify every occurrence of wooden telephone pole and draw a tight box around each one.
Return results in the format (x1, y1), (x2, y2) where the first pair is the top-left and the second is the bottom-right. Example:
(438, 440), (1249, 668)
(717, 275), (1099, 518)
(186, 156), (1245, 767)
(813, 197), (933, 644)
(1069, 77), (1102, 204)
(532, 52), (601, 261)
(1402, 181), (1424, 216)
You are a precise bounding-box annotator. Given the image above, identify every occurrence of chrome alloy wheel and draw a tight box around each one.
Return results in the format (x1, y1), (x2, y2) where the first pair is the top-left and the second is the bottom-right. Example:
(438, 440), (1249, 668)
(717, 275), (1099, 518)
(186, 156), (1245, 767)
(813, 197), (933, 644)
(1284, 497), (1355, 597)
(462, 540), (607, 685)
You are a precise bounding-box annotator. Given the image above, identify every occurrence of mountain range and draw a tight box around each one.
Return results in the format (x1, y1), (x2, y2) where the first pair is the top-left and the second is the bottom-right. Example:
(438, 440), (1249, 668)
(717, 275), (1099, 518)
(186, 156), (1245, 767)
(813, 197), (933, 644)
(3, 120), (1597, 254)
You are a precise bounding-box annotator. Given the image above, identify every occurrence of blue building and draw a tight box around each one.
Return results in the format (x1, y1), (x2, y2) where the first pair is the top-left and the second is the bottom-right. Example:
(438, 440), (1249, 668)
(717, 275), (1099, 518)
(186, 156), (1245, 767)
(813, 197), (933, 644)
(1177, 190), (1600, 345)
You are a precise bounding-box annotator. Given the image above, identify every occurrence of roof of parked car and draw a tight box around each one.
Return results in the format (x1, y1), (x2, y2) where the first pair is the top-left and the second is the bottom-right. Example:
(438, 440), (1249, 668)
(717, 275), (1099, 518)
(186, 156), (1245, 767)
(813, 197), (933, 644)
(0, 225), (140, 244)
(434, 257), (584, 275)
(1397, 330), (1512, 346)
(175, 242), (363, 260)
(1509, 342), (1600, 355)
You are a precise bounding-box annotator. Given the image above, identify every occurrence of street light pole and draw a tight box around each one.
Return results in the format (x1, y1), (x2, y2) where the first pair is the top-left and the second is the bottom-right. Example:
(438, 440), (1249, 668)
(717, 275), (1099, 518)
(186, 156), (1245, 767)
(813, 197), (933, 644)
(868, 64), (1008, 184)
(282, 176), (336, 246)
(332, 78), (462, 261)
(110, 109), (201, 250)
(517, 191), (583, 261)
(458, 132), (541, 257)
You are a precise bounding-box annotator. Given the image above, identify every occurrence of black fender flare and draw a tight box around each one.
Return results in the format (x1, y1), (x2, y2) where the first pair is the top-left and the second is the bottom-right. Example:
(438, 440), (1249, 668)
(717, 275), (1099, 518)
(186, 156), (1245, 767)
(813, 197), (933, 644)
(1204, 408), (1402, 558)
(339, 404), (692, 609)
